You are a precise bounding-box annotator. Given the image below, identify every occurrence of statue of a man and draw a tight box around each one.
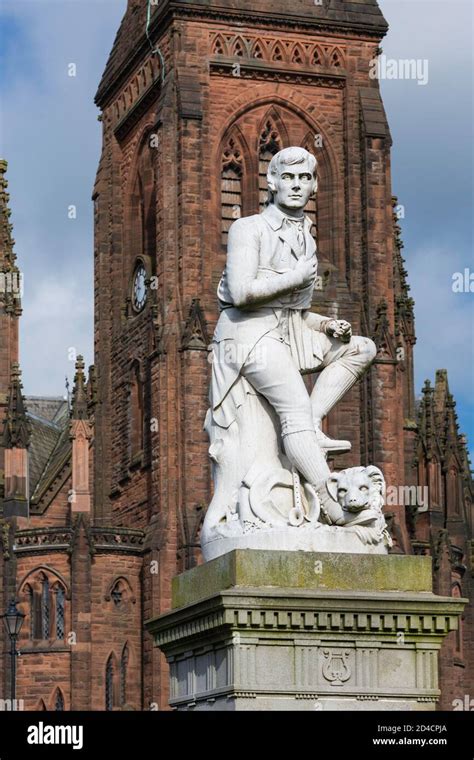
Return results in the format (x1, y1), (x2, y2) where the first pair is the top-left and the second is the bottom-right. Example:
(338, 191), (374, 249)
(209, 146), (376, 512)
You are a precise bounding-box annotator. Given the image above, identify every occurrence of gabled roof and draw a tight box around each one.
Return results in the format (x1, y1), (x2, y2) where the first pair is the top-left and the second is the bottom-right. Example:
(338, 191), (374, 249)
(25, 358), (95, 507)
(25, 396), (67, 424)
(26, 399), (69, 497)
(27, 415), (63, 492)
(30, 421), (71, 504)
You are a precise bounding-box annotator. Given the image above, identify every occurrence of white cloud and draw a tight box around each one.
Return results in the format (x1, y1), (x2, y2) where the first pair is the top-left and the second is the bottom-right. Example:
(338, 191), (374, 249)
(21, 270), (93, 395)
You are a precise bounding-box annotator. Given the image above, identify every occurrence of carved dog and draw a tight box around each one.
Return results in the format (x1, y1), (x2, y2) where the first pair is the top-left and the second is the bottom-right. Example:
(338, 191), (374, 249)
(327, 465), (385, 520)
(326, 465), (386, 529)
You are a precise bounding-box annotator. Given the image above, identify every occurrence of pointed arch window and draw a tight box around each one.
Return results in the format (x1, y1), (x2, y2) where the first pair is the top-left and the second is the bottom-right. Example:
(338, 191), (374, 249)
(41, 576), (50, 639)
(108, 577), (134, 610)
(106, 655), (115, 711)
(22, 572), (67, 642)
(55, 586), (65, 640)
(258, 118), (283, 210)
(25, 584), (34, 639)
(112, 585), (123, 606)
(221, 136), (244, 246)
(120, 644), (129, 707)
(54, 689), (65, 711)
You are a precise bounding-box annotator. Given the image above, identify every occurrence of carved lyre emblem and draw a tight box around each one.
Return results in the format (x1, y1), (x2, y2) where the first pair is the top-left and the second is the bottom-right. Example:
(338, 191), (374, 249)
(322, 649), (351, 686)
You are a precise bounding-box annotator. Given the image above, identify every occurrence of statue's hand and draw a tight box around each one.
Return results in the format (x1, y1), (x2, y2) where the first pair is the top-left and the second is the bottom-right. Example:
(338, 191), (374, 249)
(294, 257), (317, 288)
(325, 319), (352, 343)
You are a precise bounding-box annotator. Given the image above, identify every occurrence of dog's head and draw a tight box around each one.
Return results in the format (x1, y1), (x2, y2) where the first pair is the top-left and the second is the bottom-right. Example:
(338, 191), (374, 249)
(327, 466), (385, 514)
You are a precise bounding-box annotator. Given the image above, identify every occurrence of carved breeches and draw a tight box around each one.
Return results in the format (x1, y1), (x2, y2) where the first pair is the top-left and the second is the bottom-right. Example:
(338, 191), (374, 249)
(241, 332), (376, 437)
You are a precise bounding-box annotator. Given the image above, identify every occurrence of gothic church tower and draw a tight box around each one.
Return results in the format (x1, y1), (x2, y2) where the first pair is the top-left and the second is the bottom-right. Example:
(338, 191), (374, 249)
(93, 0), (471, 707)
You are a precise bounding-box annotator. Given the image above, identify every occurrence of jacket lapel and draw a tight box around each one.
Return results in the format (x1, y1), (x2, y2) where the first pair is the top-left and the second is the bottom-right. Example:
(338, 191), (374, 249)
(278, 226), (299, 257)
(261, 205), (306, 259)
(304, 216), (316, 257)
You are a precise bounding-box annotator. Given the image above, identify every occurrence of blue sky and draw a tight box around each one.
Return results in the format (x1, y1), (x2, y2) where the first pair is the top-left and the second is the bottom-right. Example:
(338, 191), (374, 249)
(0, 0), (473, 459)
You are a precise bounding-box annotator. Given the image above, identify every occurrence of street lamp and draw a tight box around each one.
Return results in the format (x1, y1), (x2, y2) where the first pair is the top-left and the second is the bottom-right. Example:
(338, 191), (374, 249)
(1, 599), (25, 707)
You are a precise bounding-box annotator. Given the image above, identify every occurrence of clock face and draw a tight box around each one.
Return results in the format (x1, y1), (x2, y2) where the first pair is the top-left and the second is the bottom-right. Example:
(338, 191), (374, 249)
(132, 264), (147, 312)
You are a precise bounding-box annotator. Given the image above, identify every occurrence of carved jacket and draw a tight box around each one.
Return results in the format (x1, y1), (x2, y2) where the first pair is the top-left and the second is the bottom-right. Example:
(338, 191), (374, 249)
(211, 203), (331, 427)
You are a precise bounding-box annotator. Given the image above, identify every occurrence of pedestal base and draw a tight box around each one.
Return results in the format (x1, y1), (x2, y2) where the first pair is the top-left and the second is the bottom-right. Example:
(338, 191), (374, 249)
(202, 523), (389, 561)
(147, 550), (465, 711)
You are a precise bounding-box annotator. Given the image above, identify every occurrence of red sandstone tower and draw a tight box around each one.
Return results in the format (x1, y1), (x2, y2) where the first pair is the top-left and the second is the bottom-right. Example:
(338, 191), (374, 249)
(93, 0), (419, 705)
(0, 0), (471, 711)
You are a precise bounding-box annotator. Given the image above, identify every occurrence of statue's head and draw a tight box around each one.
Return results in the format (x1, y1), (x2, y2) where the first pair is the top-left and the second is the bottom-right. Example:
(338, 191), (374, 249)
(267, 146), (318, 213)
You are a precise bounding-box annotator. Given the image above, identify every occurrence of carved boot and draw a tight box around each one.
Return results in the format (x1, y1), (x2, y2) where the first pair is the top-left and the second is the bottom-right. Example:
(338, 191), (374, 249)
(282, 431), (347, 525)
(315, 426), (351, 454)
(311, 362), (359, 454)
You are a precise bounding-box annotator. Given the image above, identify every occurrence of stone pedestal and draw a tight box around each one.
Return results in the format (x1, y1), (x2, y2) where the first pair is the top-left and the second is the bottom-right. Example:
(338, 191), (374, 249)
(146, 550), (466, 711)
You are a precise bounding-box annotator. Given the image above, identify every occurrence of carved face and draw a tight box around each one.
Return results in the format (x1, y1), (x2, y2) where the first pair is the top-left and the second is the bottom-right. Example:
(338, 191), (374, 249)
(327, 466), (385, 514)
(269, 158), (317, 214)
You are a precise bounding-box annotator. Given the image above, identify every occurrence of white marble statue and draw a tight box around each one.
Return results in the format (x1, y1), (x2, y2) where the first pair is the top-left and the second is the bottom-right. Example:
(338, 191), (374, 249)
(202, 146), (391, 560)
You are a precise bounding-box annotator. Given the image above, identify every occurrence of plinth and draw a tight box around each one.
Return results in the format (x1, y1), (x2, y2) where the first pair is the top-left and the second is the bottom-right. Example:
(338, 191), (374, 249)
(146, 550), (465, 711)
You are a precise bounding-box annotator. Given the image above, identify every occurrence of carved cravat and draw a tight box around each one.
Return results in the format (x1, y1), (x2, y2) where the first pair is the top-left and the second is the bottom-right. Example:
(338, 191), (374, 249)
(284, 216), (306, 257)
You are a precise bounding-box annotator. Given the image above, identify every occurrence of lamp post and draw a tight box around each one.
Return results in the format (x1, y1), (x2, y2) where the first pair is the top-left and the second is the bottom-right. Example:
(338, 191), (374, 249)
(1, 599), (25, 708)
